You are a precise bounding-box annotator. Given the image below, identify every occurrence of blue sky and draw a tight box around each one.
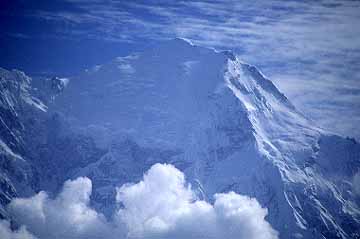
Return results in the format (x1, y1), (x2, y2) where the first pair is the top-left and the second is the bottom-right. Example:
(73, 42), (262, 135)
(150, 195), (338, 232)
(1, 0), (360, 139)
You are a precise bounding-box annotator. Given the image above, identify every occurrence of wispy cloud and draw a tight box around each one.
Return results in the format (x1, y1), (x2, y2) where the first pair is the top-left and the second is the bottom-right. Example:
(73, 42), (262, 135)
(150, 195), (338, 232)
(16, 0), (360, 138)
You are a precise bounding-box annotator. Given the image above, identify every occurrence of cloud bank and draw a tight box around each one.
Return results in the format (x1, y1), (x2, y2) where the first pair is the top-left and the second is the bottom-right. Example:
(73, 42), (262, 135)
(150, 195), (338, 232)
(5, 163), (278, 239)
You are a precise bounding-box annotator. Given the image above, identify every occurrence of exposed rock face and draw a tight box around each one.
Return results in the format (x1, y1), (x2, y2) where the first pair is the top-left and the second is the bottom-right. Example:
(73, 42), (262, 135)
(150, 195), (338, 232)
(0, 39), (359, 238)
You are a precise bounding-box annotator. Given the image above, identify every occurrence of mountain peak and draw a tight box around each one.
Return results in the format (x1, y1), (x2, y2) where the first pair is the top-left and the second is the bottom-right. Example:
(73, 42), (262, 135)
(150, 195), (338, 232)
(54, 38), (316, 153)
(1, 38), (360, 239)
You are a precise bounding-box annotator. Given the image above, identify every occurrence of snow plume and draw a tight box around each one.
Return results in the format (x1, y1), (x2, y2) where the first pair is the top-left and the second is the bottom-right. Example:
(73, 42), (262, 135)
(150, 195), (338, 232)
(6, 164), (278, 239)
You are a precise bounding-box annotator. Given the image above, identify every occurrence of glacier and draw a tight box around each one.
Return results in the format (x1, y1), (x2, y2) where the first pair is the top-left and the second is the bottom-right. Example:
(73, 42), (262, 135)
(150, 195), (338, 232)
(0, 38), (359, 238)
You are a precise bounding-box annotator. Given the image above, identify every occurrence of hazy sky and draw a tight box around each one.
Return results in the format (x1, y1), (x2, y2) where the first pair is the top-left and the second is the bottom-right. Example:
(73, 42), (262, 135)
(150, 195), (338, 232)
(1, 0), (360, 139)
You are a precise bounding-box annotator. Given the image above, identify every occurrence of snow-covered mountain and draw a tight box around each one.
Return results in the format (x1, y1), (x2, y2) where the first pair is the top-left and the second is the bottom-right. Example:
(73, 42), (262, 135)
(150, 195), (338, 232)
(1, 38), (359, 238)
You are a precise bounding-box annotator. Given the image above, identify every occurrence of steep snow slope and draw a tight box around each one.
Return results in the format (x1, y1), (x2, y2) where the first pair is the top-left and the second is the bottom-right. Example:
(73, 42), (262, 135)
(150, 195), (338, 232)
(1, 39), (359, 238)
(0, 68), (45, 218)
(50, 38), (360, 238)
(0, 69), (99, 217)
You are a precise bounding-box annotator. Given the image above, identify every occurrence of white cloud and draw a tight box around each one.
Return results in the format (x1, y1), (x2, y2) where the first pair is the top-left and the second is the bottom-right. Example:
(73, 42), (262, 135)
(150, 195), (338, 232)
(6, 163), (278, 239)
(8, 177), (115, 239)
(116, 163), (279, 239)
(0, 220), (37, 239)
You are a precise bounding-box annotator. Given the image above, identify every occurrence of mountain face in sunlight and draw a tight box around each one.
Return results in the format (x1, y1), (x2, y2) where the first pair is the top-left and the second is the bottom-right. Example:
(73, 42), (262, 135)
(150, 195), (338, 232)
(1, 39), (359, 239)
